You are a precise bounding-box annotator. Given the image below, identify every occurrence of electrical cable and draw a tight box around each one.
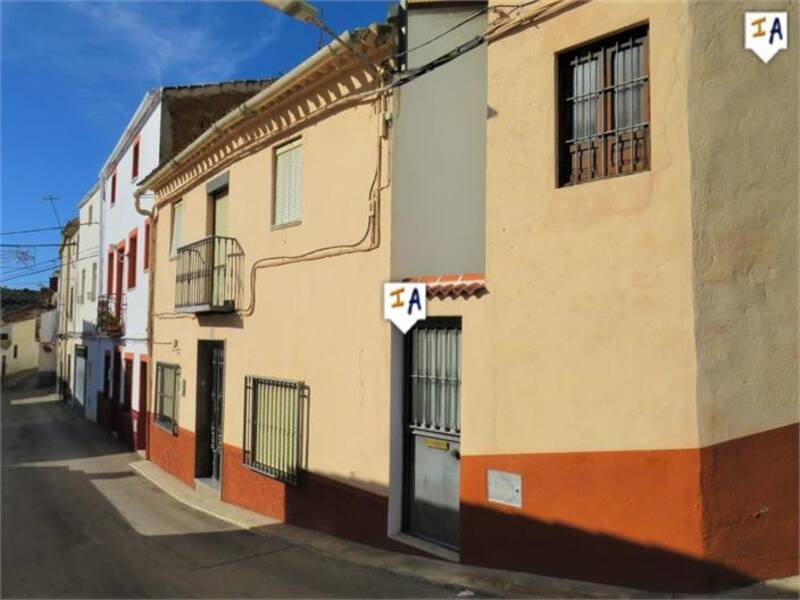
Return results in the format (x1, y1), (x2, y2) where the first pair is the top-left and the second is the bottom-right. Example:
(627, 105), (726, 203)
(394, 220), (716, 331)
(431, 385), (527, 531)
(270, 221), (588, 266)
(0, 252), (99, 284)
(394, 5), (489, 61)
(1, 243), (78, 248)
(0, 222), (100, 236)
(1, 246), (99, 278)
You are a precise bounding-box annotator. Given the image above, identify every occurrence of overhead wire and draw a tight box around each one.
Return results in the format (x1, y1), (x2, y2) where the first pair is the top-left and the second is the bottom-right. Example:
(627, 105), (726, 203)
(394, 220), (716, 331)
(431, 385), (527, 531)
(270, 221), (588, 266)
(0, 222), (100, 236)
(0, 252), (99, 284)
(1, 246), (99, 278)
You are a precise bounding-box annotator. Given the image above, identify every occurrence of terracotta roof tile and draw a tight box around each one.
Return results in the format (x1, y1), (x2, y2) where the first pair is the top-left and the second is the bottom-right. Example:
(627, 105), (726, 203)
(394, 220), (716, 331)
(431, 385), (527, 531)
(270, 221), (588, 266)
(404, 273), (487, 300)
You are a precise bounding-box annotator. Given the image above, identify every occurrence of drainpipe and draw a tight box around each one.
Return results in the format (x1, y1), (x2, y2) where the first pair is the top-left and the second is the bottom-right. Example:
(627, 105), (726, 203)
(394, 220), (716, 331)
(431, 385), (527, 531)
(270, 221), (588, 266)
(134, 188), (155, 460)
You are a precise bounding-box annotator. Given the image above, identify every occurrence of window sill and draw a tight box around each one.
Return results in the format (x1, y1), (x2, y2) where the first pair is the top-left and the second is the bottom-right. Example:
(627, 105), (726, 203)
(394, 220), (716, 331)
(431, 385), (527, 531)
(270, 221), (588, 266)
(271, 220), (302, 232)
(154, 418), (178, 436)
(244, 460), (298, 486)
(557, 168), (650, 189)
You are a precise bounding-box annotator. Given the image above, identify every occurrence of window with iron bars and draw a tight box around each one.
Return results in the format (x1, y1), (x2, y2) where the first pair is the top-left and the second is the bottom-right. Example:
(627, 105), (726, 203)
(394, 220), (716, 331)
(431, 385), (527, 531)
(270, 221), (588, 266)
(155, 362), (180, 433)
(409, 321), (461, 435)
(558, 25), (650, 186)
(243, 376), (303, 485)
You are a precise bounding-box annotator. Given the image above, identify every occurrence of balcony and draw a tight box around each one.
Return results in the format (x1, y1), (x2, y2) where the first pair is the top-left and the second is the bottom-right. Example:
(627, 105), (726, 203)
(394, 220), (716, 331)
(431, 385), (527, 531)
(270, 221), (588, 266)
(97, 294), (125, 336)
(175, 236), (244, 314)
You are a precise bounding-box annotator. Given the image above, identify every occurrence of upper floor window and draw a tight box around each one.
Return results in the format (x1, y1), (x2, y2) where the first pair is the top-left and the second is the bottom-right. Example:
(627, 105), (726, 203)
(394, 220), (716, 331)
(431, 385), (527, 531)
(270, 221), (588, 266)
(110, 172), (117, 205)
(273, 138), (303, 227)
(127, 230), (138, 289)
(170, 201), (184, 258)
(80, 269), (86, 304)
(107, 249), (115, 294)
(558, 25), (650, 186)
(132, 140), (140, 180)
(90, 262), (97, 302)
(88, 205), (93, 225)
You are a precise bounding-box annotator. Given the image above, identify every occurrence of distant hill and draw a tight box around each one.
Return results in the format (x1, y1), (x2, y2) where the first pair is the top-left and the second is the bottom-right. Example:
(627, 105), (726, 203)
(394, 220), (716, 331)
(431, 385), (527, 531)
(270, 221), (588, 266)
(1, 287), (52, 320)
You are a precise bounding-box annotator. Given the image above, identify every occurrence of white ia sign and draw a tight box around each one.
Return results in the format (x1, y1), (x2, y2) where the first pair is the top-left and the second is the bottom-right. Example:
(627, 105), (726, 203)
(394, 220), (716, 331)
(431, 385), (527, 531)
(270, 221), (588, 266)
(745, 12), (788, 64)
(383, 283), (426, 334)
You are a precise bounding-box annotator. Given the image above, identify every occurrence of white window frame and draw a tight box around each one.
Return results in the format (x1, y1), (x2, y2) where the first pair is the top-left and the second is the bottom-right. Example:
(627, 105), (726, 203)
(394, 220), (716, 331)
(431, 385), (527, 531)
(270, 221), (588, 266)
(170, 201), (184, 258)
(272, 138), (303, 228)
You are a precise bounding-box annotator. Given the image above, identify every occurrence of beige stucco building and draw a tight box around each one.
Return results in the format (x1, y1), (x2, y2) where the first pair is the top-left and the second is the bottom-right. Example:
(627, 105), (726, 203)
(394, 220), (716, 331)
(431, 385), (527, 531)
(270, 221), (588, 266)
(1, 308), (51, 377)
(138, 1), (797, 593)
(56, 218), (81, 401)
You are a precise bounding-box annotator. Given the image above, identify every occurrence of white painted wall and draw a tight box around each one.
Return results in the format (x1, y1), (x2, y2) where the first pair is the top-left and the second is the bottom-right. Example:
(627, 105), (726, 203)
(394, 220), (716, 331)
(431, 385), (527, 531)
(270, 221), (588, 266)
(77, 187), (101, 418)
(97, 98), (160, 425)
(38, 308), (57, 373)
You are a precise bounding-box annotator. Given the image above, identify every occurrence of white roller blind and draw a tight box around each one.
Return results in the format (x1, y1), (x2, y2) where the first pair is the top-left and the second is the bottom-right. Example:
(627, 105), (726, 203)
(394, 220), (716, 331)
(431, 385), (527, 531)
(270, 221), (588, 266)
(274, 139), (303, 226)
(170, 201), (184, 257)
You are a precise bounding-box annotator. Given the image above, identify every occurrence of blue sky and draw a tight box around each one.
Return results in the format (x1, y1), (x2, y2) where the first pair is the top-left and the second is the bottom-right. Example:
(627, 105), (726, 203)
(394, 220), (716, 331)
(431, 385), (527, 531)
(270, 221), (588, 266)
(1, 0), (390, 288)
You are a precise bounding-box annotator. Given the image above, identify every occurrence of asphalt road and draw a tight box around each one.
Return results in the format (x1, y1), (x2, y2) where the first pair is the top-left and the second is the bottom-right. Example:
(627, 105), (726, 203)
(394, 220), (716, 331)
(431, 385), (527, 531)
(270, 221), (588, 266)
(1, 370), (460, 598)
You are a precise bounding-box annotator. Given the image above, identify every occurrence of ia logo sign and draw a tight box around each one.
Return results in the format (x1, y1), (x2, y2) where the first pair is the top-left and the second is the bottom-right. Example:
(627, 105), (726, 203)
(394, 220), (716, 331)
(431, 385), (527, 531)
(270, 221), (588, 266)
(383, 283), (426, 334)
(745, 12), (788, 63)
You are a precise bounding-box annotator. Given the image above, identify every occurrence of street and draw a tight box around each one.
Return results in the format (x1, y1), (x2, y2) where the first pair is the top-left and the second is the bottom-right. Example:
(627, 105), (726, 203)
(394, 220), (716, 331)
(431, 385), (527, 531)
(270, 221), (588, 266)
(1, 370), (460, 598)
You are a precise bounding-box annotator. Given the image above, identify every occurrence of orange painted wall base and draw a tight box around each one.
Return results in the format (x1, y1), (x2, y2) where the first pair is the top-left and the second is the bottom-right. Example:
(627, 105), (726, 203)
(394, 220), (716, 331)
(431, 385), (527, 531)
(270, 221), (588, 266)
(148, 415), (195, 488)
(221, 444), (418, 554)
(460, 423), (798, 592)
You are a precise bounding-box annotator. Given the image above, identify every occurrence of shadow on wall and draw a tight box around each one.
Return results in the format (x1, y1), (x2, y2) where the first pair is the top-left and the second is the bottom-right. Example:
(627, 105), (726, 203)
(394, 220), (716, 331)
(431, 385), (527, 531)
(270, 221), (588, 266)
(5, 378), (795, 597)
(223, 381), (796, 594)
(459, 501), (751, 594)
(270, 471), (792, 594)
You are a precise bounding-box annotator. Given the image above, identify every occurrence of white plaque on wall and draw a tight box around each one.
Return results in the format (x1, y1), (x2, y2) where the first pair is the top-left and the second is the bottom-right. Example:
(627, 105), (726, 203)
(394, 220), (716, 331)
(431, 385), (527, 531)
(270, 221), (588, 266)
(487, 469), (522, 508)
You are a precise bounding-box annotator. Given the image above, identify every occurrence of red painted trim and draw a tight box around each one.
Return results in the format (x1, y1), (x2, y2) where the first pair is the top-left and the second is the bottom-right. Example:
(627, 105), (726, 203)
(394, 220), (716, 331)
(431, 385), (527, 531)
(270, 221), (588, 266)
(127, 229), (138, 290)
(106, 249), (115, 294)
(124, 352), (135, 362)
(131, 138), (140, 180)
(140, 354), (149, 363)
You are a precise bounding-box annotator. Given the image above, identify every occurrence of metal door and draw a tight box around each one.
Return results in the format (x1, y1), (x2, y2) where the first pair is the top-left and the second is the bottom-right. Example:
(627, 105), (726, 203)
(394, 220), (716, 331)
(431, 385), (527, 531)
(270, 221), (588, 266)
(210, 345), (225, 481)
(404, 318), (462, 550)
(74, 347), (86, 411)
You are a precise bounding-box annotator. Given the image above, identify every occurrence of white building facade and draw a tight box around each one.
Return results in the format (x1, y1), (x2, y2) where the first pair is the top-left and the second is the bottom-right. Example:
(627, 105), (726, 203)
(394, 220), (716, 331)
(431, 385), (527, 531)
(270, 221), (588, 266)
(95, 82), (271, 450)
(96, 91), (159, 449)
(73, 184), (102, 421)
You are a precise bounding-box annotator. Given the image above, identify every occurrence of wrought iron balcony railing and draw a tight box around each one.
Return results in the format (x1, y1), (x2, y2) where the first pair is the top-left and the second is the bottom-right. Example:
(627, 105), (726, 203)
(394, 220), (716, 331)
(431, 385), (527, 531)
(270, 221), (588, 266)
(97, 293), (125, 336)
(175, 236), (244, 313)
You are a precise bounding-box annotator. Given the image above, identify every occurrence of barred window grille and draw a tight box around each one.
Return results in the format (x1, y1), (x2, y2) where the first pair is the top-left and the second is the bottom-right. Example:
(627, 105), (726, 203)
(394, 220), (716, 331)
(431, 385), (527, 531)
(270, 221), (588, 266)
(410, 324), (461, 434)
(244, 376), (302, 485)
(273, 139), (303, 227)
(559, 25), (650, 186)
(155, 363), (180, 432)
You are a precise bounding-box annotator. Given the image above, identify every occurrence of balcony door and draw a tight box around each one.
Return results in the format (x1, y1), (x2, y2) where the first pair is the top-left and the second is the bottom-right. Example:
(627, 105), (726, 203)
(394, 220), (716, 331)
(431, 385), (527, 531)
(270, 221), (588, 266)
(114, 243), (124, 318)
(211, 189), (228, 307)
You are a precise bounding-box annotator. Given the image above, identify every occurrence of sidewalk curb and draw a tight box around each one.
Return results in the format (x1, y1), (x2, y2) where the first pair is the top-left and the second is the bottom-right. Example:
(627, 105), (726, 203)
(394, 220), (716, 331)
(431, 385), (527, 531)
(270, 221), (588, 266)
(129, 459), (653, 598)
(129, 460), (798, 599)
